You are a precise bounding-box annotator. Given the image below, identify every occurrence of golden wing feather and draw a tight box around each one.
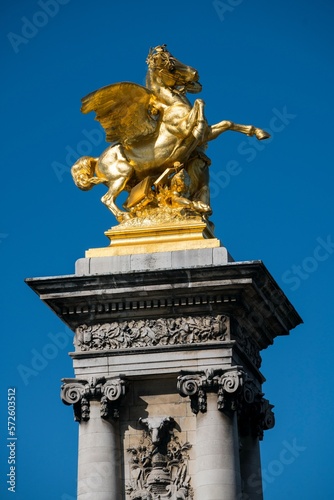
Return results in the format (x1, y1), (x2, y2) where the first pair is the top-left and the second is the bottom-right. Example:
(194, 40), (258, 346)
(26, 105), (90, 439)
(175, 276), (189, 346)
(81, 82), (159, 144)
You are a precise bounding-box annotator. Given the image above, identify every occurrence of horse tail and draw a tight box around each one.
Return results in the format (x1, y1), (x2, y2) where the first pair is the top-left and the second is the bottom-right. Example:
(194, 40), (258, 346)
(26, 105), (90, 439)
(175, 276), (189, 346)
(71, 156), (106, 191)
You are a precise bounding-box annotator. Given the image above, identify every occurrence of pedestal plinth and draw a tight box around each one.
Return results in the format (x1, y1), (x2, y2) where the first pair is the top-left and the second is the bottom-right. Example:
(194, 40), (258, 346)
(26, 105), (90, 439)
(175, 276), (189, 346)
(26, 247), (302, 500)
(86, 218), (219, 257)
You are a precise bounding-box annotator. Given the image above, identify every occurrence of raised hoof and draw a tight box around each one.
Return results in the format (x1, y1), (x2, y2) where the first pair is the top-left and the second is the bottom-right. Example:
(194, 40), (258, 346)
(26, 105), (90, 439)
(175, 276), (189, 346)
(255, 129), (271, 140)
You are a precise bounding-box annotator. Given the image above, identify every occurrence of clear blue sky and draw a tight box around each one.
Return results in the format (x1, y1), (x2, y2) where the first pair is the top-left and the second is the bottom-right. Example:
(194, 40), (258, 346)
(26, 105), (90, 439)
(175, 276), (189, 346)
(1, 1), (334, 499)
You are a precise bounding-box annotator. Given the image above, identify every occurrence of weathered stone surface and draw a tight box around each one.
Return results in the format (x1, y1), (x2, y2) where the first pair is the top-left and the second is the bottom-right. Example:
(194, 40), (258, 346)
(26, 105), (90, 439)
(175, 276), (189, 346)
(26, 256), (302, 351)
(75, 247), (233, 276)
(75, 315), (228, 351)
(26, 247), (302, 500)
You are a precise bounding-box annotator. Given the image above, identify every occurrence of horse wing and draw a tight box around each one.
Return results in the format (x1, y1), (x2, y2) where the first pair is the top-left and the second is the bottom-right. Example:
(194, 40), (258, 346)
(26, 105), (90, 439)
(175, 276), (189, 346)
(81, 82), (159, 144)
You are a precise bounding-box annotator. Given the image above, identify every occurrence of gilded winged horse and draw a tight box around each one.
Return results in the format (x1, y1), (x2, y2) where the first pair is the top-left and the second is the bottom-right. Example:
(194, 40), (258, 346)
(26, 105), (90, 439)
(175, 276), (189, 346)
(72, 45), (269, 221)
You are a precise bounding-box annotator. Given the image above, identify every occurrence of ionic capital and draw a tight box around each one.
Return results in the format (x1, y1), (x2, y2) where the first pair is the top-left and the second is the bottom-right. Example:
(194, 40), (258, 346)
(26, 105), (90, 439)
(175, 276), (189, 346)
(237, 383), (275, 440)
(177, 368), (244, 414)
(255, 397), (275, 439)
(61, 376), (126, 422)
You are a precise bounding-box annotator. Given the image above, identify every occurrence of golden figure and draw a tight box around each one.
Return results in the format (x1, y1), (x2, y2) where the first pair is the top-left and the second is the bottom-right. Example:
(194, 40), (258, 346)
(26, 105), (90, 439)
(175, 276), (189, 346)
(72, 45), (270, 224)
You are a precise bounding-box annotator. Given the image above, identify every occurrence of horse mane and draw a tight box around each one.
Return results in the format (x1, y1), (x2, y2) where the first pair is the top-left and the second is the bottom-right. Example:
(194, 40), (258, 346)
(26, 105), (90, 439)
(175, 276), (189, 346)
(146, 44), (174, 71)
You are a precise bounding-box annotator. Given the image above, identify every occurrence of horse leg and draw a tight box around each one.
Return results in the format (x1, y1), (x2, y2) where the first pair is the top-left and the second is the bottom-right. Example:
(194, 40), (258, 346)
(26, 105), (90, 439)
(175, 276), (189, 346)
(97, 146), (134, 221)
(189, 99), (207, 141)
(101, 175), (132, 221)
(203, 120), (270, 143)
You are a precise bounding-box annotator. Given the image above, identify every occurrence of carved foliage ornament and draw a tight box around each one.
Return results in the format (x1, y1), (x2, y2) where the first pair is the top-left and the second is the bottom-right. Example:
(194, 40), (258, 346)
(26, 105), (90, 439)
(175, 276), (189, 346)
(126, 416), (193, 500)
(61, 376), (126, 421)
(231, 323), (262, 368)
(75, 315), (228, 351)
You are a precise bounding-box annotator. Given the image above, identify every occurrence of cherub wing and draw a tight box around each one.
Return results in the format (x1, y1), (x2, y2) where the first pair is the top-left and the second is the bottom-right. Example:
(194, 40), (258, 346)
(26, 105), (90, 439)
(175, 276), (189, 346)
(81, 82), (159, 144)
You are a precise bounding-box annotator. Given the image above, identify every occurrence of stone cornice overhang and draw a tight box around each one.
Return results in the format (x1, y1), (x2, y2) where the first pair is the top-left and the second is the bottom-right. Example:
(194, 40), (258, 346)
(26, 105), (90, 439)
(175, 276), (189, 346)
(25, 260), (302, 350)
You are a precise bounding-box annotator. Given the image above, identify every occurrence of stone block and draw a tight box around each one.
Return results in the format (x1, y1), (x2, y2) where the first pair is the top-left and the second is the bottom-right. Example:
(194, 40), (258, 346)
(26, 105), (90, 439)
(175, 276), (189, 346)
(178, 416), (197, 432)
(130, 251), (172, 271)
(213, 246), (234, 264)
(171, 248), (214, 268)
(75, 258), (90, 275)
(133, 378), (176, 399)
(76, 247), (234, 275)
(90, 255), (131, 274)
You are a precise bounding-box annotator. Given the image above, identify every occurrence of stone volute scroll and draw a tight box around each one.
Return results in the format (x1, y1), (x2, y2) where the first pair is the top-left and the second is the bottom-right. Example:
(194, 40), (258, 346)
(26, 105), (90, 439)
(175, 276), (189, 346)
(177, 368), (245, 414)
(61, 376), (127, 421)
(238, 390), (276, 441)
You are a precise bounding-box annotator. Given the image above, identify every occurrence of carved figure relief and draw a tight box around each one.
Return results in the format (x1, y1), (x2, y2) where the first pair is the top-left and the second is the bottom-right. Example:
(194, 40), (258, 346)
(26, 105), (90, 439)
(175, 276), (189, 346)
(126, 417), (193, 500)
(75, 315), (228, 351)
(231, 323), (262, 368)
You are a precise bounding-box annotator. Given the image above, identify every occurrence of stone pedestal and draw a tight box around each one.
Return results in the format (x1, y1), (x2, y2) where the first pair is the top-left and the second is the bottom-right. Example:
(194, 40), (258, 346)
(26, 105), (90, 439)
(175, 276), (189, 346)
(26, 247), (301, 499)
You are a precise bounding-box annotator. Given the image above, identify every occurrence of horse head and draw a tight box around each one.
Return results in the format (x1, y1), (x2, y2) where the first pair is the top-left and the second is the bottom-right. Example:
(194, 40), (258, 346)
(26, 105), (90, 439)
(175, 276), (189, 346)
(146, 44), (202, 94)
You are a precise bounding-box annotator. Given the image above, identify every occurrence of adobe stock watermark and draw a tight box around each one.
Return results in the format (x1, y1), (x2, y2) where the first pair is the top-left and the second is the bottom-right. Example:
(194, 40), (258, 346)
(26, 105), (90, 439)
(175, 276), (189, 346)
(281, 235), (334, 292)
(239, 438), (306, 498)
(213, 0), (244, 22)
(17, 329), (73, 386)
(210, 106), (296, 199)
(7, 0), (71, 54)
(52, 128), (104, 183)
(0, 233), (9, 244)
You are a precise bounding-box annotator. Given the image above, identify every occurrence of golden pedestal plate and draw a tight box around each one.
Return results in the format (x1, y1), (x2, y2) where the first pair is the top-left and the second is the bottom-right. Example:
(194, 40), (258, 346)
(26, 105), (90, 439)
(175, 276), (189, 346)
(86, 218), (220, 257)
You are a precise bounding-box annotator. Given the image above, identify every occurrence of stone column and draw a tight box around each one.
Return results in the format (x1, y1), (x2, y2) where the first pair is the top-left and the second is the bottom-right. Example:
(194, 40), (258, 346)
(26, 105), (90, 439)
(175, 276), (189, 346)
(239, 434), (263, 500)
(178, 368), (244, 500)
(61, 377), (126, 500)
(239, 397), (275, 500)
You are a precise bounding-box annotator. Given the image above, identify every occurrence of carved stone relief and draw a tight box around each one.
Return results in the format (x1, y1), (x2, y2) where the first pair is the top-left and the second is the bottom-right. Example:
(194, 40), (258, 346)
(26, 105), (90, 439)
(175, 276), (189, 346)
(231, 322), (262, 368)
(177, 368), (244, 414)
(126, 417), (193, 500)
(237, 383), (275, 440)
(177, 369), (275, 438)
(61, 376), (126, 421)
(75, 315), (228, 351)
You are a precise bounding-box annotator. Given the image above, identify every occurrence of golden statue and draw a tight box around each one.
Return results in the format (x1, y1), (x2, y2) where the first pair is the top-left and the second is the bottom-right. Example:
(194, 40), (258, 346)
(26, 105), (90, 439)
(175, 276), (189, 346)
(72, 45), (269, 226)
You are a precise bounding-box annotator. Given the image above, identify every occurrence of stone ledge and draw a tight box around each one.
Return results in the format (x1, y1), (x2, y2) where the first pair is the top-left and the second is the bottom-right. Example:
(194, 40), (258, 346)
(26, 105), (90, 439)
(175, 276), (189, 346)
(70, 340), (236, 358)
(69, 341), (265, 383)
(75, 246), (234, 276)
(25, 260), (302, 349)
(70, 343), (235, 379)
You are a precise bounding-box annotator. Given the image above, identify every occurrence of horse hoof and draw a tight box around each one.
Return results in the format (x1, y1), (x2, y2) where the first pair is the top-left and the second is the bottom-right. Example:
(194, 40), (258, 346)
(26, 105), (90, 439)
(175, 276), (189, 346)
(117, 212), (132, 223)
(255, 129), (271, 140)
(193, 201), (212, 215)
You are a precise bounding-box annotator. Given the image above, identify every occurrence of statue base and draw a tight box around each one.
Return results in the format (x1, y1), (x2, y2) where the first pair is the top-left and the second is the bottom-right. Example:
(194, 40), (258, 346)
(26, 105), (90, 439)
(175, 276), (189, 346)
(86, 219), (219, 257)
